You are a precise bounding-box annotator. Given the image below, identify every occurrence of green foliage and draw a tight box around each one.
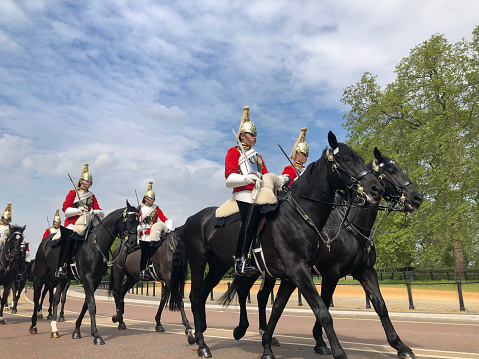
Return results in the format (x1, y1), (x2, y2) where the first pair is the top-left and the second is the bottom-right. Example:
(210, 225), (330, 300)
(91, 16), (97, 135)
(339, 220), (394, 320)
(342, 28), (479, 274)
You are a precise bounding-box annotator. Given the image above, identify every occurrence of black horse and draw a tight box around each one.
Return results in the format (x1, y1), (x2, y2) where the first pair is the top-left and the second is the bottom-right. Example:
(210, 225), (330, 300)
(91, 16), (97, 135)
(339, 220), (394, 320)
(36, 275), (71, 322)
(108, 226), (195, 344)
(168, 132), (384, 359)
(0, 225), (26, 324)
(29, 201), (138, 345)
(9, 242), (32, 314)
(222, 148), (423, 359)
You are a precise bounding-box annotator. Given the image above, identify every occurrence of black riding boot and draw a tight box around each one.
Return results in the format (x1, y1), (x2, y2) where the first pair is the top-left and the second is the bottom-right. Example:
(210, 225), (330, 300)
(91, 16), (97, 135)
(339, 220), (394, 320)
(139, 240), (151, 280)
(234, 201), (260, 276)
(56, 226), (74, 278)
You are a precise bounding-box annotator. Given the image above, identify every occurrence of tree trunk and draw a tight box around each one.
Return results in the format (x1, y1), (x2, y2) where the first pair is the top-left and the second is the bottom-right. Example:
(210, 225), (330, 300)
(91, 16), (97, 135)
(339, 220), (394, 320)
(452, 238), (466, 280)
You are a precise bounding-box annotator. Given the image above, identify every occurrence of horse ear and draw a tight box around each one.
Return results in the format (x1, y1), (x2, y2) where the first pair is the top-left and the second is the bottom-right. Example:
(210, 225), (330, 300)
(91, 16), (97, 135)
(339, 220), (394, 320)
(374, 147), (383, 163)
(22, 225), (26, 231)
(126, 199), (131, 208)
(328, 131), (338, 149)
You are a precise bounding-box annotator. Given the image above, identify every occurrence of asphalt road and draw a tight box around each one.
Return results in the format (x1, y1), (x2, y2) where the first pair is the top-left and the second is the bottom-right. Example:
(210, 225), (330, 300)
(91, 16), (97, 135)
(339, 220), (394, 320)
(0, 287), (478, 359)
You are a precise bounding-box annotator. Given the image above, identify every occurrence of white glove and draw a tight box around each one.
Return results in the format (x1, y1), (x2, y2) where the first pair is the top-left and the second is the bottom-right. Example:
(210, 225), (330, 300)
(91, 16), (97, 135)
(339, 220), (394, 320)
(280, 174), (291, 186)
(165, 219), (174, 233)
(65, 207), (82, 218)
(226, 173), (262, 188)
(92, 209), (104, 219)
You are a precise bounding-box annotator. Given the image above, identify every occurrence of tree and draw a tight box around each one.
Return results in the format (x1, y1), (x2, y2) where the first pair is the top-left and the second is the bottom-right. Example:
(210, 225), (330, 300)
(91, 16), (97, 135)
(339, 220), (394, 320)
(341, 28), (479, 278)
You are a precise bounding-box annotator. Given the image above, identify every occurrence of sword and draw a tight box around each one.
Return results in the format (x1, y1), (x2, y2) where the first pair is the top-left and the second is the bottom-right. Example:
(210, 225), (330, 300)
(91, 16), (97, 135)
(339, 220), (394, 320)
(278, 144), (301, 177)
(68, 174), (86, 211)
(134, 189), (140, 207)
(232, 129), (262, 200)
(47, 216), (50, 227)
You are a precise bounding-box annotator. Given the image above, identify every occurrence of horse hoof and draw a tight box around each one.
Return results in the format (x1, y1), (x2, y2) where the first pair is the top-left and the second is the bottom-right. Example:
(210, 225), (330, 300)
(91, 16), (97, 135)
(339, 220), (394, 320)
(50, 331), (60, 338)
(0, 319), (5, 325)
(37, 313), (43, 319)
(197, 347), (212, 358)
(314, 345), (331, 355)
(233, 326), (246, 340)
(186, 330), (196, 345)
(47, 315), (52, 320)
(58, 316), (65, 323)
(11, 309), (17, 314)
(261, 353), (275, 359)
(155, 325), (165, 332)
(118, 323), (127, 330)
(94, 337), (105, 345)
(72, 331), (82, 339)
(399, 351), (417, 359)
(5, 307), (9, 311)
(29, 327), (38, 334)
(112, 315), (118, 323)
(272, 336), (280, 347)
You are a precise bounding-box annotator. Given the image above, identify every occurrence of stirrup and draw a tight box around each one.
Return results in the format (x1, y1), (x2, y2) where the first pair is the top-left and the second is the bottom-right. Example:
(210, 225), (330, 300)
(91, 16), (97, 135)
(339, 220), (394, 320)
(139, 269), (150, 281)
(55, 267), (67, 278)
(234, 258), (257, 277)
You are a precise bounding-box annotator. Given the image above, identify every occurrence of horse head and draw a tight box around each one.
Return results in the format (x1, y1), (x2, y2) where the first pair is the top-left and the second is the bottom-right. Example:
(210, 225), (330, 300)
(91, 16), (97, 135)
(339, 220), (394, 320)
(325, 131), (384, 204)
(5, 225), (26, 263)
(122, 200), (139, 248)
(370, 147), (423, 212)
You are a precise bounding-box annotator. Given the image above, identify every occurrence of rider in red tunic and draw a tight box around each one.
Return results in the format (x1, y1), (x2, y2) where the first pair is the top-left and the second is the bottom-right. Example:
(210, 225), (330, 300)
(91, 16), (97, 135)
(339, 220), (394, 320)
(42, 209), (61, 239)
(225, 106), (270, 276)
(138, 181), (173, 280)
(282, 127), (309, 184)
(56, 163), (103, 278)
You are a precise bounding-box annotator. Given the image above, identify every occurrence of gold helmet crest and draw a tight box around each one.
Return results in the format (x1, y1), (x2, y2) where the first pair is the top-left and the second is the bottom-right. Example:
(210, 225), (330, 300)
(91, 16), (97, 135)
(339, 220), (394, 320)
(2, 203), (12, 223)
(290, 127), (309, 159)
(53, 209), (61, 224)
(236, 106), (257, 142)
(77, 163), (93, 188)
(143, 181), (156, 202)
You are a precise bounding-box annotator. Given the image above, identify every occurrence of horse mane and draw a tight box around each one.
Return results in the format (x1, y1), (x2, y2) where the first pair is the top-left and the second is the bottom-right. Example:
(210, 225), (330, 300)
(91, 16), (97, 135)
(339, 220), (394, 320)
(289, 148), (327, 196)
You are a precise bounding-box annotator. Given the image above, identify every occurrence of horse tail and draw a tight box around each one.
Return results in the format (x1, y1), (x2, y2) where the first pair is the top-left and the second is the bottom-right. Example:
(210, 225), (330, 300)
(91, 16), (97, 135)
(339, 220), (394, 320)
(168, 225), (187, 312)
(217, 275), (241, 306)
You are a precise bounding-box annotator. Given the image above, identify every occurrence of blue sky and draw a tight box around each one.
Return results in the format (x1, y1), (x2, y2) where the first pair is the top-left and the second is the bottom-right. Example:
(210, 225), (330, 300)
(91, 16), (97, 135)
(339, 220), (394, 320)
(1, 0), (478, 254)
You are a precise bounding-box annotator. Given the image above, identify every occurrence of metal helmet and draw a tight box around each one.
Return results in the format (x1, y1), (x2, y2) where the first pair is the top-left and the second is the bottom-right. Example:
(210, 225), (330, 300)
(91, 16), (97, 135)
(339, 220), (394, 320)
(290, 127), (309, 159)
(2, 203), (11, 223)
(53, 209), (61, 224)
(77, 163), (93, 188)
(236, 106), (257, 142)
(143, 181), (156, 202)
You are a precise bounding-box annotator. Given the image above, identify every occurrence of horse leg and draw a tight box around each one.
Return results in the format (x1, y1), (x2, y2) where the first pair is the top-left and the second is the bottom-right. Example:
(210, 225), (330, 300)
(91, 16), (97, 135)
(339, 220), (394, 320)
(312, 273), (339, 355)
(50, 281), (67, 338)
(0, 285), (9, 324)
(356, 268), (416, 359)
(47, 288), (54, 320)
(59, 281), (70, 322)
(112, 273), (136, 330)
(29, 278), (43, 333)
(260, 279), (296, 359)
(190, 260), (229, 358)
(292, 270), (347, 359)
(154, 285), (168, 332)
(82, 277), (104, 345)
(178, 297), (195, 345)
(37, 285), (48, 319)
(257, 277), (280, 346)
(232, 275), (256, 340)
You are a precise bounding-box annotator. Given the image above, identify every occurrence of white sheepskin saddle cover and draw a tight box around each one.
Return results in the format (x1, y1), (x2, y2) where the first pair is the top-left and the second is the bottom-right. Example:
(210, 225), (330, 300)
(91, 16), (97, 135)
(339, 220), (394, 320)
(149, 221), (168, 242)
(52, 213), (99, 241)
(216, 173), (283, 218)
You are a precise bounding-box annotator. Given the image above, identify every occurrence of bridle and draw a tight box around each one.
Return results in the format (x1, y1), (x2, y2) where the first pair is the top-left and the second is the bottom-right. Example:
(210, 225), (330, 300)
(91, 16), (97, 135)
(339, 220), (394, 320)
(285, 146), (377, 250)
(0, 230), (23, 272)
(372, 159), (413, 207)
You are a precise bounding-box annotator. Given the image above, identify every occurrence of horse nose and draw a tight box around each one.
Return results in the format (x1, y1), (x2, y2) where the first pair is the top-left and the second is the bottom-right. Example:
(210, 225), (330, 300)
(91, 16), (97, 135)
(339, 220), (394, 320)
(370, 184), (384, 201)
(412, 193), (423, 208)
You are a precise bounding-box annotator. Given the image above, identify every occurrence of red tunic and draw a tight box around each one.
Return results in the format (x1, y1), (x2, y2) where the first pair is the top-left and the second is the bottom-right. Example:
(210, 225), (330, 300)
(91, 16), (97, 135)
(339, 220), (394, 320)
(282, 165), (303, 184)
(62, 190), (101, 226)
(42, 228), (51, 239)
(225, 147), (268, 193)
(138, 204), (168, 236)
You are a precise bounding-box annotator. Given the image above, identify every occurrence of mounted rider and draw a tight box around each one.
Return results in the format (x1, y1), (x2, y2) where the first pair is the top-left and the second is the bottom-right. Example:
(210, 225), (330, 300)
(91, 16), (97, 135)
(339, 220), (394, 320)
(225, 106), (291, 276)
(282, 127), (309, 184)
(0, 203), (12, 249)
(42, 209), (62, 240)
(138, 181), (173, 280)
(55, 163), (103, 278)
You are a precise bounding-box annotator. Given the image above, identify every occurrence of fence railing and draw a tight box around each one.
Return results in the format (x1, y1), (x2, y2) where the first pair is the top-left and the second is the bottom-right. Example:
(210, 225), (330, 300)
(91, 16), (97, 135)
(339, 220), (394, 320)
(94, 279), (477, 313)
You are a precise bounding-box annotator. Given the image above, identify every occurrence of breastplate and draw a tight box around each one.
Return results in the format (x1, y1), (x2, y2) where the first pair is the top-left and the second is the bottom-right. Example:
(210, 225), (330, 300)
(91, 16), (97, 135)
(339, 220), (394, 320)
(238, 148), (263, 175)
(141, 206), (157, 225)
